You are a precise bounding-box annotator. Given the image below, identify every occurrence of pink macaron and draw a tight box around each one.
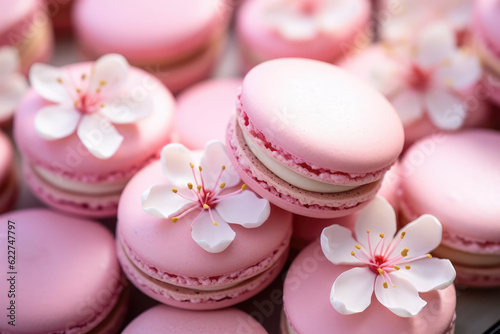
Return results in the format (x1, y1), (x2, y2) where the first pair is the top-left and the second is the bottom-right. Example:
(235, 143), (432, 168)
(117, 141), (292, 310)
(283, 197), (457, 334)
(341, 23), (492, 148)
(400, 129), (500, 287)
(227, 58), (404, 219)
(0, 46), (28, 126)
(473, 0), (500, 106)
(173, 78), (243, 150)
(0, 0), (54, 75)
(123, 304), (267, 334)
(0, 131), (17, 214)
(73, 0), (232, 94)
(236, 0), (372, 72)
(14, 54), (175, 217)
(0, 209), (127, 334)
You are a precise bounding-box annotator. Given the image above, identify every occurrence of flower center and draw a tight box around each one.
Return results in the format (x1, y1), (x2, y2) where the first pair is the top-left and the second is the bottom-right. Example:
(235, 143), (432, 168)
(57, 73), (107, 115)
(170, 162), (246, 228)
(407, 64), (432, 91)
(351, 230), (432, 289)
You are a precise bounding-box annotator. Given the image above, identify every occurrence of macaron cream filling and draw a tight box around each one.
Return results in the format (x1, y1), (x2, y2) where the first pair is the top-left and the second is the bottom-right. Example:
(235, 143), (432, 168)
(242, 130), (358, 193)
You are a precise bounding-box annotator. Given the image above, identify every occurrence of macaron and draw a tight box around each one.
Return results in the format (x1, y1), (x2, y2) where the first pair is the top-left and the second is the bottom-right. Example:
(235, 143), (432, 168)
(283, 197), (457, 334)
(14, 54), (175, 217)
(0, 209), (127, 334)
(45, 0), (74, 37)
(0, 46), (28, 126)
(473, 0), (500, 106)
(123, 305), (267, 334)
(173, 78), (242, 150)
(236, 0), (372, 72)
(117, 141), (292, 310)
(0, 131), (17, 214)
(341, 23), (491, 148)
(73, 0), (232, 93)
(291, 163), (401, 249)
(399, 129), (500, 287)
(226, 58), (404, 219)
(0, 0), (54, 75)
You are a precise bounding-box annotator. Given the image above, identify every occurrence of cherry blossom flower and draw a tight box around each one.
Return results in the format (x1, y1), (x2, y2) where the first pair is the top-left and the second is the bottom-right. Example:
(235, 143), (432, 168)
(265, 0), (360, 41)
(142, 141), (271, 253)
(370, 23), (481, 130)
(321, 197), (456, 317)
(30, 54), (151, 159)
(0, 47), (28, 123)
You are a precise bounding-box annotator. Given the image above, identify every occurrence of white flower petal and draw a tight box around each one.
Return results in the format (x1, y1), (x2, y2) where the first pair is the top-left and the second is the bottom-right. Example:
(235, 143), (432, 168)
(416, 24), (456, 68)
(391, 214), (443, 259)
(391, 90), (425, 125)
(354, 197), (397, 252)
(200, 141), (240, 189)
(99, 95), (152, 124)
(434, 52), (482, 90)
(77, 113), (124, 159)
(321, 224), (360, 265)
(392, 258), (456, 292)
(0, 46), (18, 78)
(0, 73), (28, 121)
(142, 184), (197, 219)
(34, 105), (81, 140)
(330, 267), (375, 315)
(374, 275), (427, 317)
(425, 89), (466, 130)
(191, 210), (235, 253)
(88, 54), (129, 100)
(161, 143), (196, 188)
(29, 63), (72, 104)
(216, 191), (270, 228)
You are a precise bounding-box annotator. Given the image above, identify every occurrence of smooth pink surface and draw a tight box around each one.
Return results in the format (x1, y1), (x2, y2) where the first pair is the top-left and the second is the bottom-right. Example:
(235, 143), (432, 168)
(474, 0), (500, 61)
(240, 58), (403, 176)
(14, 63), (175, 183)
(0, 209), (124, 334)
(73, 0), (230, 63)
(0, 131), (13, 182)
(284, 241), (457, 334)
(123, 305), (267, 333)
(341, 45), (493, 147)
(236, 0), (371, 66)
(174, 78), (242, 149)
(0, 0), (39, 45)
(117, 159), (292, 280)
(400, 130), (500, 254)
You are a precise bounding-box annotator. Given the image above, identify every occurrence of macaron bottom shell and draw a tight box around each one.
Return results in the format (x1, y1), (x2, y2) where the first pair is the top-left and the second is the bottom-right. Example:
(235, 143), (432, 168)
(0, 168), (17, 214)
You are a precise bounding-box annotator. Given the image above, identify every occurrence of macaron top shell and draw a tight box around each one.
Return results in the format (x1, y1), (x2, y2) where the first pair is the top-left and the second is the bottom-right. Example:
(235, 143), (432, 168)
(118, 160), (292, 279)
(123, 305), (267, 334)
(175, 78), (242, 150)
(73, 0), (230, 62)
(0, 209), (122, 333)
(0, 0), (39, 45)
(474, 0), (500, 56)
(240, 58), (403, 175)
(0, 131), (13, 181)
(400, 130), (500, 247)
(14, 63), (174, 182)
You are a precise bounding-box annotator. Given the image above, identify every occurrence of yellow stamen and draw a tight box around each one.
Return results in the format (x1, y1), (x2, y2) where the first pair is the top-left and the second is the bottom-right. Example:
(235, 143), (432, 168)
(197, 184), (202, 192)
(222, 165), (226, 170)
(213, 221), (218, 226)
(442, 58), (451, 66)
(190, 227), (193, 231)
(383, 282), (388, 289)
(377, 268), (384, 275)
(187, 183), (193, 190)
(401, 248), (409, 257)
(74, 101), (79, 106)
(355, 244), (361, 250)
(81, 74), (86, 80)
(379, 233), (385, 238)
(172, 188), (178, 193)
(198, 166), (202, 172)
(203, 204), (209, 209)
(76, 88), (81, 93)
(394, 265), (400, 271)
(100, 104), (105, 108)
(190, 162), (194, 168)
(172, 217), (179, 223)
(405, 265), (411, 270)
(366, 230), (370, 233)
(351, 251), (355, 256)
(241, 184), (247, 190)
(96, 88), (101, 94)
(400, 231), (406, 239)
(410, 46), (418, 56)
(57, 77), (63, 84)
(99, 80), (107, 86)
(427, 254), (432, 258)
(220, 183), (226, 189)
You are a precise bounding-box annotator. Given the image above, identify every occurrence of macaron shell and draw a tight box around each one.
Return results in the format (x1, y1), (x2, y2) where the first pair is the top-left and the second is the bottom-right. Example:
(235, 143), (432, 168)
(400, 130), (500, 253)
(0, 131), (13, 182)
(474, 0), (500, 59)
(14, 65), (174, 183)
(117, 159), (292, 280)
(73, 0), (230, 63)
(283, 241), (456, 334)
(174, 78), (243, 149)
(0, 209), (124, 333)
(239, 58), (403, 175)
(123, 305), (268, 333)
(227, 117), (382, 218)
(452, 263), (500, 287)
